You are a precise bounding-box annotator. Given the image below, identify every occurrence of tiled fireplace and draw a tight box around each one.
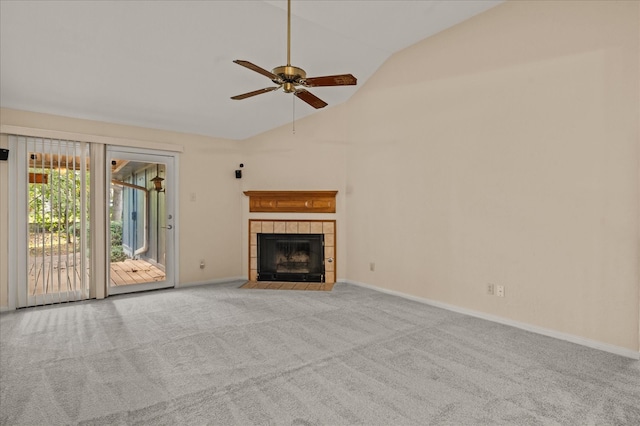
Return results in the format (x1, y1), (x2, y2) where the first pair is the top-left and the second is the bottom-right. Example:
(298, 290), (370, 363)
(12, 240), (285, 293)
(249, 220), (336, 284)
(244, 191), (338, 285)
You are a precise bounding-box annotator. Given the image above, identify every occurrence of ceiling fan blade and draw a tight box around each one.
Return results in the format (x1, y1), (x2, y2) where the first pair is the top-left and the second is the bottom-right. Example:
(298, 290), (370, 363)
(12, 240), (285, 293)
(231, 86), (280, 100)
(233, 60), (279, 80)
(303, 74), (357, 87)
(294, 89), (328, 109)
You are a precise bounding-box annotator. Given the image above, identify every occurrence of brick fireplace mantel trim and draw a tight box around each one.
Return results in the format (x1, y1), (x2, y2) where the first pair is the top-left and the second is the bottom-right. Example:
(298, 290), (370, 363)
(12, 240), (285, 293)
(243, 190), (338, 213)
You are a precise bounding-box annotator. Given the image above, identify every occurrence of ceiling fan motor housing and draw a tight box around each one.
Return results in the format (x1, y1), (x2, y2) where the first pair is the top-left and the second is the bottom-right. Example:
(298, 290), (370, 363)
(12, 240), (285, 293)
(272, 65), (306, 92)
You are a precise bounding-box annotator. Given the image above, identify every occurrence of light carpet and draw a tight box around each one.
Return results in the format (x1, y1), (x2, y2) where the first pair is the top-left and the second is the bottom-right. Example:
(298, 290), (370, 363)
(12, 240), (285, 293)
(1, 281), (639, 425)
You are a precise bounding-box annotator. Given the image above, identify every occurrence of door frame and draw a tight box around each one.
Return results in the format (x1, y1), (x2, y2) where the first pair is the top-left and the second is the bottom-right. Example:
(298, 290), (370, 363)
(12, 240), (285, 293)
(106, 146), (179, 296)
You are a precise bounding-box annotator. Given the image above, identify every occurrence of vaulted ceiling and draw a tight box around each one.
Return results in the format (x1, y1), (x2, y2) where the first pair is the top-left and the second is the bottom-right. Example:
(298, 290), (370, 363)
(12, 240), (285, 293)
(0, 1), (502, 140)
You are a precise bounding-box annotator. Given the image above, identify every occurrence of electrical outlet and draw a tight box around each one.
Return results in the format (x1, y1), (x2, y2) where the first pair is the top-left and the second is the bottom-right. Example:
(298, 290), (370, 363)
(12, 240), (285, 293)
(369, 262), (375, 272)
(496, 285), (505, 297)
(487, 283), (495, 295)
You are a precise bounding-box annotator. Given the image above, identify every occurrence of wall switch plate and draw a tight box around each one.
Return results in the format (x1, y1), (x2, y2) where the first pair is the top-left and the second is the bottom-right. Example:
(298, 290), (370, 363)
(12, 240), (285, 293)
(496, 285), (505, 297)
(369, 262), (375, 272)
(487, 284), (495, 295)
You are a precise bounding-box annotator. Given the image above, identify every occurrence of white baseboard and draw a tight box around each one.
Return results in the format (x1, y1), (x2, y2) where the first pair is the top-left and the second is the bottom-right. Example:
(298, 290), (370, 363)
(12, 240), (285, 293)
(342, 280), (640, 360)
(0, 306), (14, 313)
(177, 276), (246, 288)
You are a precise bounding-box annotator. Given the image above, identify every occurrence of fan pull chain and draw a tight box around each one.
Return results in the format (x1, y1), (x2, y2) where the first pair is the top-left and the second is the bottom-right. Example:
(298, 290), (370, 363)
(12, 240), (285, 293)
(292, 94), (296, 134)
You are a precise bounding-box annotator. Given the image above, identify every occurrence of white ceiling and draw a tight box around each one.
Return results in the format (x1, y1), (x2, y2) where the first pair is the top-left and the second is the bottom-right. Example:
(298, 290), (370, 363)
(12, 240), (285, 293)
(0, 0), (502, 141)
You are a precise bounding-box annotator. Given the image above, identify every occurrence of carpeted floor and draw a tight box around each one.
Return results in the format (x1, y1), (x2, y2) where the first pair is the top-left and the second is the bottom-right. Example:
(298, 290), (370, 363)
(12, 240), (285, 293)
(1, 281), (639, 425)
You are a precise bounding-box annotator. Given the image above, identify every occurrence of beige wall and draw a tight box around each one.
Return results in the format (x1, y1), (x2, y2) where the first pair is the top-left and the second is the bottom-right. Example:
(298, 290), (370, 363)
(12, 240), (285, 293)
(344, 0), (639, 351)
(0, 108), (245, 303)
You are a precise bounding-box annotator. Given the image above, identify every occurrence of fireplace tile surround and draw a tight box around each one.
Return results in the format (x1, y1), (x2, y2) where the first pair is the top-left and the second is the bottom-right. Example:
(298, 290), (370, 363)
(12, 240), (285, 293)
(248, 220), (336, 284)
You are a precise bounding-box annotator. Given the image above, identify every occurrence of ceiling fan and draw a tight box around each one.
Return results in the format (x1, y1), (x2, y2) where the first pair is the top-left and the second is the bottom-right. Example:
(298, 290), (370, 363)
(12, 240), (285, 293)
(231, 0), (357, 109)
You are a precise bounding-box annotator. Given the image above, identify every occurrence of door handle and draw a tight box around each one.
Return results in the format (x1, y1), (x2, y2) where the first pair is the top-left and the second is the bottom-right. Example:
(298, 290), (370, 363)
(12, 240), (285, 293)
(161, 225), (173, 230)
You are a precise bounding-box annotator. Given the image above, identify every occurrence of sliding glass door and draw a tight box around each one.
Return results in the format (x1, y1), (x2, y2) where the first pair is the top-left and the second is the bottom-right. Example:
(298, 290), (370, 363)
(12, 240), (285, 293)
(9, 136), (94, 307)
(25, 138), (91, 305)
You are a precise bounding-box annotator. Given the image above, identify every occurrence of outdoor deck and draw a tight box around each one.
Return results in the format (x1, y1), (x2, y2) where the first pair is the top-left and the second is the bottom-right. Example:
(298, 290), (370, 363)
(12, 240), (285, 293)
(27, 255), (165, 296)
(109, 259), (166, 286)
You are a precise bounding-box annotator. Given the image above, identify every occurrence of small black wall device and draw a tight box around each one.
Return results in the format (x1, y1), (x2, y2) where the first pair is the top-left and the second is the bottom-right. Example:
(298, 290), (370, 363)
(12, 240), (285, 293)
(0, 149), (8, 161)
(235, 163), (244, 179)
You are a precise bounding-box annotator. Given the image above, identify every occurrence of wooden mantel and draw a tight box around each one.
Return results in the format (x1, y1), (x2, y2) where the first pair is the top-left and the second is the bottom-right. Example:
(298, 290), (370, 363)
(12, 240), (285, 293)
(244, 190), (337, 213)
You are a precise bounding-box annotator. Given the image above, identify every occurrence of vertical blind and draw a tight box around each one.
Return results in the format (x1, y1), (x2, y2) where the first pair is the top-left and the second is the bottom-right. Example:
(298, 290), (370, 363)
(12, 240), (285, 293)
(25, 137), (91, 306)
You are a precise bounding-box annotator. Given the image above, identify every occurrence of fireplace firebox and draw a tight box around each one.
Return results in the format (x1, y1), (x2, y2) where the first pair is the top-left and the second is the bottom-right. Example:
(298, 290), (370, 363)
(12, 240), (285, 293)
(257, 233), (324, 282)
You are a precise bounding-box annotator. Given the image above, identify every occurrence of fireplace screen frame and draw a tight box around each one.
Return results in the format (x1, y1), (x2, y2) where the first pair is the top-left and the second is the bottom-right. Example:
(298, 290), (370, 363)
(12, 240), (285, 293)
(257, 233), (325, 282)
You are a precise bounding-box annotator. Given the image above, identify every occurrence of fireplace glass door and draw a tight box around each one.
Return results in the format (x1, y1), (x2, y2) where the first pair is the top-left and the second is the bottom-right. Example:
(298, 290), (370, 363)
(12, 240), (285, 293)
(257, 233), (324, 282)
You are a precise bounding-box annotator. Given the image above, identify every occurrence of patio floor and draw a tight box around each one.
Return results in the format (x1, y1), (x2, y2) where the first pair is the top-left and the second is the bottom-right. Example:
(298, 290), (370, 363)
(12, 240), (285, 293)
(109, 259), (166, 286)
(28, 255), (165, 296)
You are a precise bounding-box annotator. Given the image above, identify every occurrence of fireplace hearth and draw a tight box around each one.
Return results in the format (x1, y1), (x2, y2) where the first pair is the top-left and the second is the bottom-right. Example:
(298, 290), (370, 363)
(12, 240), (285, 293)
(258, 233), (324, 282)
